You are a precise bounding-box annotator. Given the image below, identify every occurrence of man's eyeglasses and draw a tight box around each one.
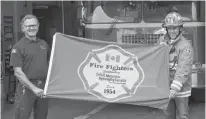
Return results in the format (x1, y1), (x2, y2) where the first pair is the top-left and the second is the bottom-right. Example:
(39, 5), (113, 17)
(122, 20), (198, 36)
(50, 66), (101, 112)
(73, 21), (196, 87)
(24, 24), (39, 28)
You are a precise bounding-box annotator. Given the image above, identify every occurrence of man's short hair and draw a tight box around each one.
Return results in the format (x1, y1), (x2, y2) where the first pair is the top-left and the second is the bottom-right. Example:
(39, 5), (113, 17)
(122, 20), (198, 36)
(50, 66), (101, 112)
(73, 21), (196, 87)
(21, 14), (39, 30)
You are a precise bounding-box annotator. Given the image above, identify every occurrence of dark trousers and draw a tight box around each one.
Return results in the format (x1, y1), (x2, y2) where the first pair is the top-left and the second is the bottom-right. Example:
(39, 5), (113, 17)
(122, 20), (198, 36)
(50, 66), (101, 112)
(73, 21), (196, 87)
(165, 97), (189, 119)
(13, 80), (48, 119)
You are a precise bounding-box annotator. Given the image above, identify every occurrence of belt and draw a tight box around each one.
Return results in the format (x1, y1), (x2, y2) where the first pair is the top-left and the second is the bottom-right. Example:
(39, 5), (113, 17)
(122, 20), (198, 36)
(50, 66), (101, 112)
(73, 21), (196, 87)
(30, 79), (44, 85)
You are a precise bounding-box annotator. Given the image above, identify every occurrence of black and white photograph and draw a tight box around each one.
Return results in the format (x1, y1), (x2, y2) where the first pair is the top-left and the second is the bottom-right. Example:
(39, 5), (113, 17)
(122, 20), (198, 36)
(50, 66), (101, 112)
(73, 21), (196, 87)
(1, 1), (205, 119)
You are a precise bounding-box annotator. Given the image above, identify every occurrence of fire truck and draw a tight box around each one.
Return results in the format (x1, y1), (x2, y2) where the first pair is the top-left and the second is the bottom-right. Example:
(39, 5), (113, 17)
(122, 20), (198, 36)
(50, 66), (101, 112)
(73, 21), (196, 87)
(78, 1), (205, 102)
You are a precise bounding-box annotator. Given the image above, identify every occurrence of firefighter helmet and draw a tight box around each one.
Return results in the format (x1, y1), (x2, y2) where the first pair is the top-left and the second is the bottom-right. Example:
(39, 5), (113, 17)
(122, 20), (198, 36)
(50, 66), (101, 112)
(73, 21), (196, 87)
(164, 12), (183, 27)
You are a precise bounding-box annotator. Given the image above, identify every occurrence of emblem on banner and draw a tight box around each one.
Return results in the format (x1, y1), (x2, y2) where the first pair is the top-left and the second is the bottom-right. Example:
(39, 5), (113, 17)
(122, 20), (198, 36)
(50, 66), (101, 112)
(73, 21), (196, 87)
(78, 45), (144, 102)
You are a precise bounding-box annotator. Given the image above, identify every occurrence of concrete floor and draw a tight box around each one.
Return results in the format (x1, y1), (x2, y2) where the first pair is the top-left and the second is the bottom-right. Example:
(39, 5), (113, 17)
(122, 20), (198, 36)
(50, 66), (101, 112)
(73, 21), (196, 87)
(1, 98), (205, 119)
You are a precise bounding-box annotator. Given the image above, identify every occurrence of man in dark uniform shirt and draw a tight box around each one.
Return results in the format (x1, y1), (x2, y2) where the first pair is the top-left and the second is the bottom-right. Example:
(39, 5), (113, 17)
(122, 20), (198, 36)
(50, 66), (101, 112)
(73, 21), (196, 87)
(10, 14), (50, 119)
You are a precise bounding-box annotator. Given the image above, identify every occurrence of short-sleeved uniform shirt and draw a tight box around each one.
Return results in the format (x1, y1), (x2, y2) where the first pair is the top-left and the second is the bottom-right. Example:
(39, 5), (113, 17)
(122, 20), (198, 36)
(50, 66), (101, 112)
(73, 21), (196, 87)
(10, 36), (50, 81)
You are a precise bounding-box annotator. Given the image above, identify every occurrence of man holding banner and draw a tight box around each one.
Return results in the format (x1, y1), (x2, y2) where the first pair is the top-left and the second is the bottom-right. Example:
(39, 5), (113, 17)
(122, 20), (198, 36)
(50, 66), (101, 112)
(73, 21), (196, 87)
(159, 12), (194, 119)
(10, 14), (50, 119)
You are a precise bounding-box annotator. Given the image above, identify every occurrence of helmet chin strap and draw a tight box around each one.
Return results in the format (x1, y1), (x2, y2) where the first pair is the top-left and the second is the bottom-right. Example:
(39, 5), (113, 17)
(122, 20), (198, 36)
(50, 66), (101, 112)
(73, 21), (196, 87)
(169, 33), (182, 45)
(166, 26), (183, 45)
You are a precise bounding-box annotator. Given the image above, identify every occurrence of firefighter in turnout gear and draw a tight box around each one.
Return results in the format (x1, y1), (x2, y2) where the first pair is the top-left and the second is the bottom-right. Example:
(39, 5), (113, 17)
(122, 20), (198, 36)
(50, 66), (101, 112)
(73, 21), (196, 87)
(158, 12), (194, 119)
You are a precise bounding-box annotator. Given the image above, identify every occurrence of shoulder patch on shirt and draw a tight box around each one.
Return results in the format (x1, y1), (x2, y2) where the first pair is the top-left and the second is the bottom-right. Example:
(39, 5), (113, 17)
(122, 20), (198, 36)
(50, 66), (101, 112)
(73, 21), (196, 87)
(40, 45), (46, 49)
(11, 49), (17, 53)
(182, 47), (193, 59)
